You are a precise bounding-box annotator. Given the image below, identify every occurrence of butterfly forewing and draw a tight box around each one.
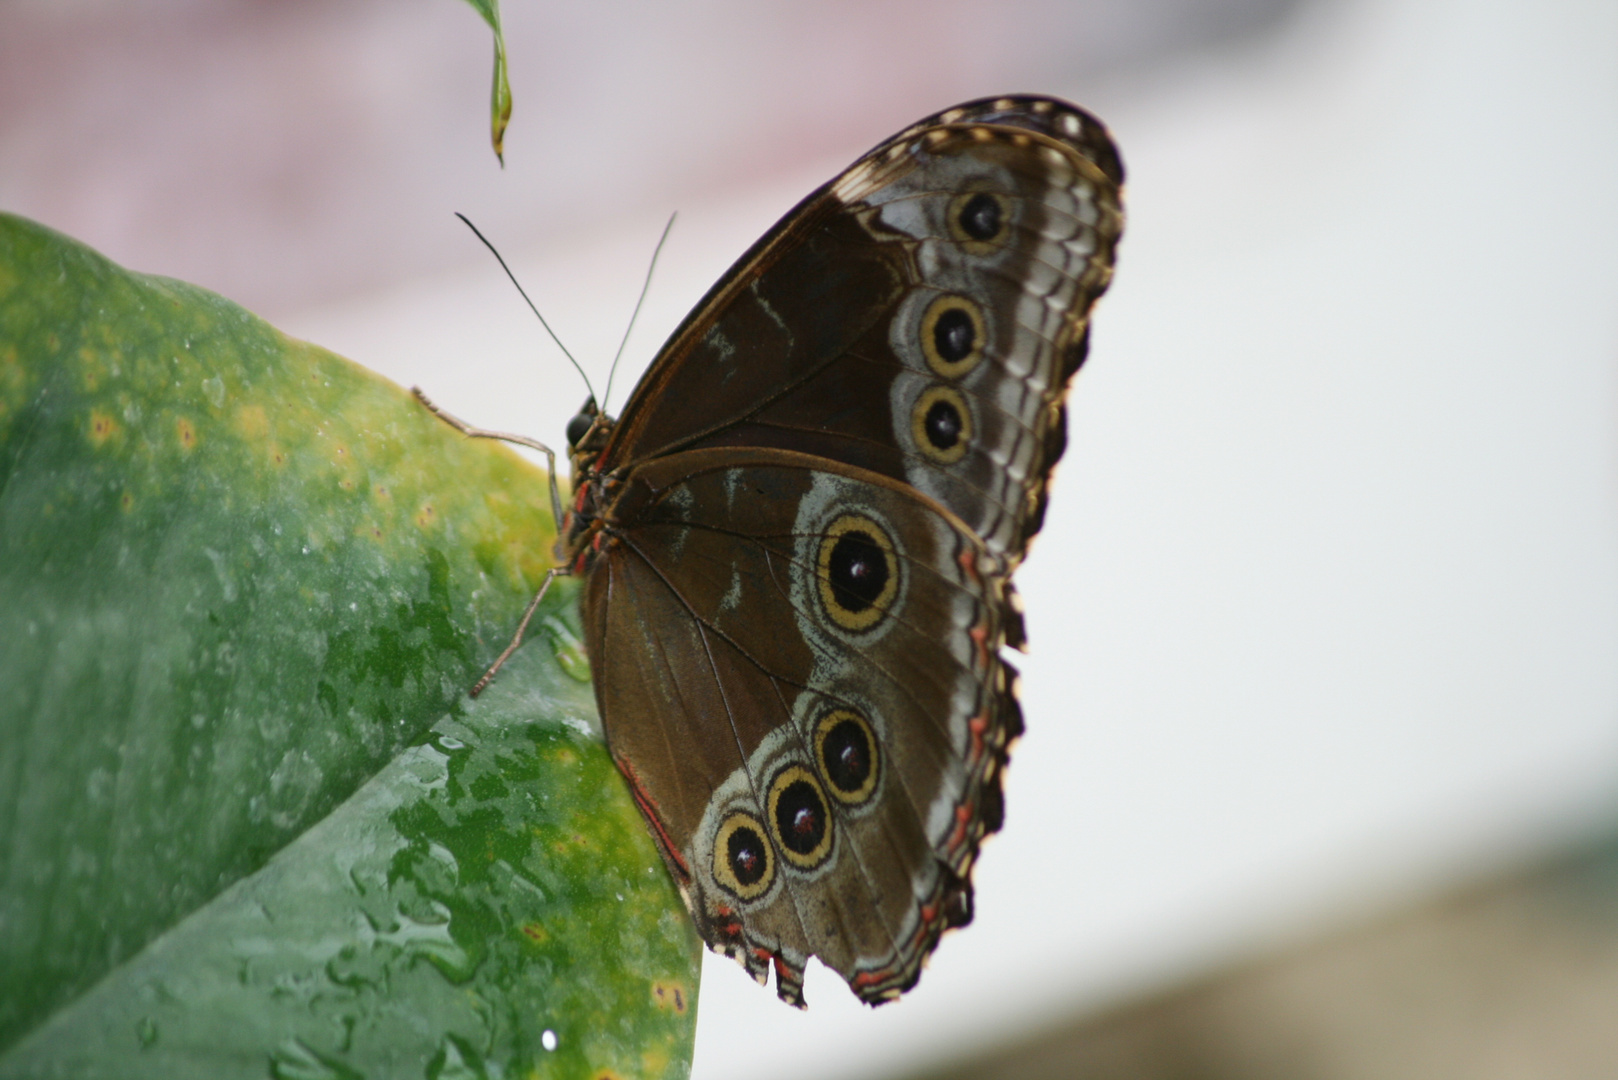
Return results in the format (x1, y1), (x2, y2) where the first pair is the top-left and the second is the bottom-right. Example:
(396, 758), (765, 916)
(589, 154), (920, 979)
(601, 96), (1123, 564)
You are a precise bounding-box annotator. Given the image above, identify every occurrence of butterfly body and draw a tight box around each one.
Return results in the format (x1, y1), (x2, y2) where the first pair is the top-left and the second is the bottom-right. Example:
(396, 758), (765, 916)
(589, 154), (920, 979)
(539, 96), (1122, 1007)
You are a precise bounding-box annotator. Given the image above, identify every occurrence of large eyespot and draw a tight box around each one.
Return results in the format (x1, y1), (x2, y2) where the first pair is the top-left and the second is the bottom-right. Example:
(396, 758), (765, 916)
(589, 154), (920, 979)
(713, 811), (774, 901)
(920, 294), (987, 379)
(948, 191), (1009, 246)
(814, 709), (879, 805)
(911, 385), (972, 464)
(816, 514), (900, 632)
(767, 765), (833, 869)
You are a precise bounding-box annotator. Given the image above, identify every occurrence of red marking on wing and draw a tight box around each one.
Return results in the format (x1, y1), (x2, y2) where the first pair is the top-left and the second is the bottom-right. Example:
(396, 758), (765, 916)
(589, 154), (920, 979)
(968, 711), (990, 761)
(969, 623), (991, 670)
(948, 802), (974, 851)
(614, 755), (691, 879)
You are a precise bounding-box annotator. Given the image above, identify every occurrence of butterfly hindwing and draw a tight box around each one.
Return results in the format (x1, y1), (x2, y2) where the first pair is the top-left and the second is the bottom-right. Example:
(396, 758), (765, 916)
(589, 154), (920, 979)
(583, 448), (1017, 1004)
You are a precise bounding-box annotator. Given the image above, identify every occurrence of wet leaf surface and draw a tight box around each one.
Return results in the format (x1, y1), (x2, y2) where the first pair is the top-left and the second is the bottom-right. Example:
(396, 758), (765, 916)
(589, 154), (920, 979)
(0, 213), (698, 1077)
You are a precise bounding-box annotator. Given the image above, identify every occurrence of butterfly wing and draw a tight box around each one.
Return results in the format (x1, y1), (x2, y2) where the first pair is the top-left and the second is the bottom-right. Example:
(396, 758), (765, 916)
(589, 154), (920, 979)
(584, 448), (1019, 1005)
(599, 95), (1124, 566)
(580, 95), (1123, 1005)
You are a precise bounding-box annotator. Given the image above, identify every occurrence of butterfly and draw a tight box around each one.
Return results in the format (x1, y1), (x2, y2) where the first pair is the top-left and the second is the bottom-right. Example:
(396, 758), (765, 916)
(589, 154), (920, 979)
(418, 94), (1123, 1007)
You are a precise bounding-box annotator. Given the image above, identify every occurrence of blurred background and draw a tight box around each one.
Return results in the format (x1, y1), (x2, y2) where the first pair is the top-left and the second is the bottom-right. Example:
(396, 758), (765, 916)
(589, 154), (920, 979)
(4, 0), (1615, 1076)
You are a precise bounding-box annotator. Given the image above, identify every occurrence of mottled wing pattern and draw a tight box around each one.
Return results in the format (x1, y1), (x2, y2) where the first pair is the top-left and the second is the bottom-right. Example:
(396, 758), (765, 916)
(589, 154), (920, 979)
(585, 448), (1018, 1005)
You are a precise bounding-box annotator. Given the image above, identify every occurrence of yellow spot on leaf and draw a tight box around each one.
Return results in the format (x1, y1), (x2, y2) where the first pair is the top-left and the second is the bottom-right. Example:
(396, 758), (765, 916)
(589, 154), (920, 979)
(415, 503), (436, 529)
(519, 923), (549, 945)
(236, 404), (268, 439)
(120, 491), (134, 513)
(176, 416), (196, 450)
(88, 409), (117, 446)
(373, 484), (391, 501)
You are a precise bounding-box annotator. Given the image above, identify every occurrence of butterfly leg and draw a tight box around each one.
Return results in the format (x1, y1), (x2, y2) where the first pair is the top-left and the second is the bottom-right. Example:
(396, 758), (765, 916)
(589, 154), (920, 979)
(411, 386), (566, 533)
(470, 565), (572, 697)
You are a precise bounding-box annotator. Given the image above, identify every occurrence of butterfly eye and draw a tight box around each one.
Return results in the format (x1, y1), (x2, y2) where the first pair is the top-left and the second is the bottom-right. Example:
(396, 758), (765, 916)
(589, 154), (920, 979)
(767, 766), (834, 869)
(911, 385), (973, 464)
(565, 410), (595, 448)
(713, 811), (775, 900)
(816, 514), (900, 632)
(814, 709), (879, 805)
(919, 295), (987, 379)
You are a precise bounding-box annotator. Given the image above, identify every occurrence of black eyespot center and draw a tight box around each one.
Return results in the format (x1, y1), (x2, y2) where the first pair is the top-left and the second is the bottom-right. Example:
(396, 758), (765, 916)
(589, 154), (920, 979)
(933, 308), (976, 364)
(827, 530), (888, 614)
(924, 399), (963, 449)
(960, 192), (1002, 241)
(824, 720), (871, 793)
(773, 779), (827, 857)
(727, 824), (768, 886)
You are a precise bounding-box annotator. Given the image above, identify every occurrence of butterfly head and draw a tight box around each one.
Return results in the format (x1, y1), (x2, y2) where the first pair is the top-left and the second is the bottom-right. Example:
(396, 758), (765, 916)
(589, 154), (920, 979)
(565, 397), (615, 475)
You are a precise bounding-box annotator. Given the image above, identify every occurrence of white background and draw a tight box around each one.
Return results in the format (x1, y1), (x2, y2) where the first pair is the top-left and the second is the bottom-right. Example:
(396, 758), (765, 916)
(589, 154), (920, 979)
(283, 2), (1618, 1076)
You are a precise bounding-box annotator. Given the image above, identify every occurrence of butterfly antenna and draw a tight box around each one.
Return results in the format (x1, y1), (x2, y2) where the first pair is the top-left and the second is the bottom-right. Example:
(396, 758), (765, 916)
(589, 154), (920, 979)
(454, 212), (597, 403)
(602, 212), (677, 413)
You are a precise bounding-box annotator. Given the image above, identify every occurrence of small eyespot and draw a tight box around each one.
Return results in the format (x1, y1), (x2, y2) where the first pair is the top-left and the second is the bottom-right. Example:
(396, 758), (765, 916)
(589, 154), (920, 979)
(815, 709), (879, 805)
(919, 294), (987, 379)
(767, 766), (834, 869)
(816, 515), (900, 632)
(911, 385), (972, 464)
(713, 811), (774, 901)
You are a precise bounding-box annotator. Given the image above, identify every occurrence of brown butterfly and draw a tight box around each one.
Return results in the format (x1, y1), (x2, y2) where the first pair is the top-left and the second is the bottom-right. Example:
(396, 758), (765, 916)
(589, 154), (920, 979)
(417, 94), (1124, 1007)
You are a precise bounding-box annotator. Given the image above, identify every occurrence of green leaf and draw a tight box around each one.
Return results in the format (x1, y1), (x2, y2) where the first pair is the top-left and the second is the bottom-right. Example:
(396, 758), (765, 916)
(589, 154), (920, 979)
(0, 213), (699, 1076)
(459, 0), (512, 164)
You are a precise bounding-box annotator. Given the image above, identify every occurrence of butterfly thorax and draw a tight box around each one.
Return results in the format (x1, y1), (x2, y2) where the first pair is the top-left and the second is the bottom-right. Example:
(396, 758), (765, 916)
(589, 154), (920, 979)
(558, 400), (619, 572)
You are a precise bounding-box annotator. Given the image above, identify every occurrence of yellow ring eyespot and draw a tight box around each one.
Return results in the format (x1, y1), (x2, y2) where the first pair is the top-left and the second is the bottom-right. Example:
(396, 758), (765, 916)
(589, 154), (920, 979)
(816, 514), (900, 632)
(919, 294), (987, 379)
(948, 190), (1010, 248)
(814, 709), (880, 805)
(712, 811), (774, 901)
(766, 765), (834, 869)
(911, 384), (972, 464)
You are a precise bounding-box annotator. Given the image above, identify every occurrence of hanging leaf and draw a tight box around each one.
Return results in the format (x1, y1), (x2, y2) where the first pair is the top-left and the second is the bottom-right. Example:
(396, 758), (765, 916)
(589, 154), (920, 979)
(460, 0), (512, 163)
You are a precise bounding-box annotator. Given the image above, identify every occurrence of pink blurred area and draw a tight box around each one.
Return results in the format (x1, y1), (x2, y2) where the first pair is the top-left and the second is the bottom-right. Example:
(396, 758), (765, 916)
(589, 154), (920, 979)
(0, 0), (1296, 320)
